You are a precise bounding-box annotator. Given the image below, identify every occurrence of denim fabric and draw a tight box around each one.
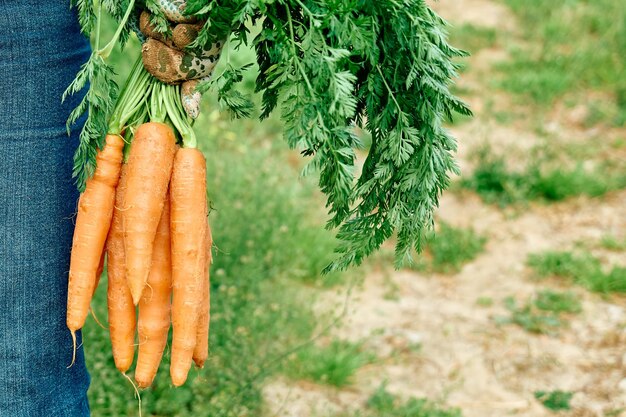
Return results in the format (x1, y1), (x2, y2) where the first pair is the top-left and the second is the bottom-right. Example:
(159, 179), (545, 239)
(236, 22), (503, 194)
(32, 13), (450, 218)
(0, 1), (92, 416)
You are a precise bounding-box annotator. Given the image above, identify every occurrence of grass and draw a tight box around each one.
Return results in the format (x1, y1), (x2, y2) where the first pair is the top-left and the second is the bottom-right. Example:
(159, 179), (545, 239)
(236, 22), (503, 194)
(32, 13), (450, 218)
(500, 0), (626, 125)
(534, 290), (582, 314)
(335, 385), (462, 417)
(409, 223), (487, 274)
(449, 24), (498, 53)
(497, 290), (582, 335)
(499, 296), (563, 335)
(534, 390), (574, 412)
(528, 251), (626, 294)
(285, 340), (373, 387)
(476, 296), (494, 307)
(601, 235), (626, 251)
(461, 146), (626, 206)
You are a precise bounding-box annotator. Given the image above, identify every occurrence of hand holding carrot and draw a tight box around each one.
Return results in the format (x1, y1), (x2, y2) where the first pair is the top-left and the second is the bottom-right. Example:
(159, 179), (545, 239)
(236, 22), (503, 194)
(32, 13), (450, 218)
(139, 1), (224, 118)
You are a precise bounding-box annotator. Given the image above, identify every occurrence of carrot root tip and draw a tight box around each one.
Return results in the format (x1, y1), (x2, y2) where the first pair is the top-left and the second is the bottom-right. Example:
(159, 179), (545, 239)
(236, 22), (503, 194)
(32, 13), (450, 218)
(67, 330), (77, 368)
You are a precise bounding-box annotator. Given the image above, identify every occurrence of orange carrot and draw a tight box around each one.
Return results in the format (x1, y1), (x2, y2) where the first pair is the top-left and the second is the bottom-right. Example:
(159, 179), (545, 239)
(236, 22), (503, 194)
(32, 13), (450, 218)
(193, 220), (212, 368)
(88, 249), (107, 329)
(107, 164), (137, 373)
(67, 134), (124, 343)
(169, 148), (207, 386)
(123, 122), (176, 304)
(135, 193), (173, 388)
(93, 249), (106, 297)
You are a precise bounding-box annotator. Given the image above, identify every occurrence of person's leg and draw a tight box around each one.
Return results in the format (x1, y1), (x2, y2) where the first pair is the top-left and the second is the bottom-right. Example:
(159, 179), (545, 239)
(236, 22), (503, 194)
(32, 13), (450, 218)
(0, 1), (92, 416)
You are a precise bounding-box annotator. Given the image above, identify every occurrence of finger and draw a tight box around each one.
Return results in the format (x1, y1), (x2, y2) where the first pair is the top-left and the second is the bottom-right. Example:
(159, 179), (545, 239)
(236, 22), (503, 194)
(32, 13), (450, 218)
(181, 79), (206, 119)
(156, 0), (197, 23)
(139, 10), (175, 48)
(172, 22), (204, 50)
(142, 38), (220, 84)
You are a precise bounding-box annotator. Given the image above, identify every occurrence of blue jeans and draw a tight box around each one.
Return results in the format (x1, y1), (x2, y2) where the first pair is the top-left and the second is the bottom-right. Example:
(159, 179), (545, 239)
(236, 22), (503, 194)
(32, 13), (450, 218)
(0, 1), (91, 416)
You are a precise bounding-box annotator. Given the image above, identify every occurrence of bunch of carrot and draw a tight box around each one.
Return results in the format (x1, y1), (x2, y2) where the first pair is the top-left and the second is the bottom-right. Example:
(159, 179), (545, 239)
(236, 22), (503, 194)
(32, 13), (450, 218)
(66, 58), (212, 387)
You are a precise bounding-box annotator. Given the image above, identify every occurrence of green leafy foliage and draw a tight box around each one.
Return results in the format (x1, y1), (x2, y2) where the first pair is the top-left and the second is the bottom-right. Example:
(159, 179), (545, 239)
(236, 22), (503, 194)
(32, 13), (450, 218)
(142, 0), (171, 36)
(69, 0), (470, 270)
(63, 53), (118, 190)
(71, 0), (96, 36)
(185, 0), (471, 271)
(66, 0), (137, 190)
(102, 0), (134, 47)
(285, 340), (372, 387)
(198, 63), (255, 118)
(528, 251), (626, 294)
(534, 390), (574, 412)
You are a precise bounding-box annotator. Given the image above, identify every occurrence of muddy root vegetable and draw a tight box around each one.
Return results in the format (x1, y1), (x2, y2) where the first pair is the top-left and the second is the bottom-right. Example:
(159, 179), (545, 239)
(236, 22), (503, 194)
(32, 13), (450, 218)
(135, 194), (173, 388)
(123, 122), (177, 304)
(67, 134), (124, 346)
(107, 164), (137, 373)
(193, 221), (212, 368)
(169, 148), (207, 386)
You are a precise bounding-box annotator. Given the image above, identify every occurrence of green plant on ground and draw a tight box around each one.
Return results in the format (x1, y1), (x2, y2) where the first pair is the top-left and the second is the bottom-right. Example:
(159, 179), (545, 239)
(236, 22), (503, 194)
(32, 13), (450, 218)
(534, 290), (582, 314)
(498, 296), (564, 335)
(534, 390), (574, 411)
(528, 251), (626, 294)
(367, 385), (462, 417)
(497, 290), (582, 335)
(500, 0), (626, 126)
(411, 223), (487, 273)
(601, 235), (626, 251)
(461, 146), (626, 206)
(335, 384), (462, 417)
(450, 24), (498, 53)
(527, 165), (625, 201)
(285, 340), (373, 387)
(476, 296), (494, 307)
(460, 148), (528, 206)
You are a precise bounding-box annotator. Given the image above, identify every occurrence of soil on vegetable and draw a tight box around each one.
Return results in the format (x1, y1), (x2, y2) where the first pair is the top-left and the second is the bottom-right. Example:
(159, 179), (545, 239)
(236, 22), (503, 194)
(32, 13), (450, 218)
(263, 1), (626, 416)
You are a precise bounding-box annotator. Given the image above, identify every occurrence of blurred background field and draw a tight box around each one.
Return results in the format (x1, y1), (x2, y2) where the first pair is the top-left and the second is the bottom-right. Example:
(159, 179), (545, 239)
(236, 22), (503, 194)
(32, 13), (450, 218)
(86, 1), (626, 416)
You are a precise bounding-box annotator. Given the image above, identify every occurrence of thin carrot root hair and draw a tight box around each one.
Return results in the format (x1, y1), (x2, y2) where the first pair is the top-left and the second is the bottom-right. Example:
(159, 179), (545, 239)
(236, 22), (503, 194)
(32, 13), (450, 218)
(121, 372), (143, 417)
(89, 307), (108, 330)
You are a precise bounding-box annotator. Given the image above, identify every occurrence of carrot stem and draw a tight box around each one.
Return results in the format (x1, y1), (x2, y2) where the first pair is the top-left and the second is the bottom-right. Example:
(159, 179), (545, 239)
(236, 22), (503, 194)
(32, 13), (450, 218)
(98, 0), (137, 60)
(149, 82), (167, 123)
(162, 84), (196, 148)
(109, 58), (151, 135)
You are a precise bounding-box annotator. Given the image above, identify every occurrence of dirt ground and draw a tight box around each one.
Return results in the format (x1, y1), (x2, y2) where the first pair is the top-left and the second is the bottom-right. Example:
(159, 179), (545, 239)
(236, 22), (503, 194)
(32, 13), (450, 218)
(263, 1), (626, 416)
